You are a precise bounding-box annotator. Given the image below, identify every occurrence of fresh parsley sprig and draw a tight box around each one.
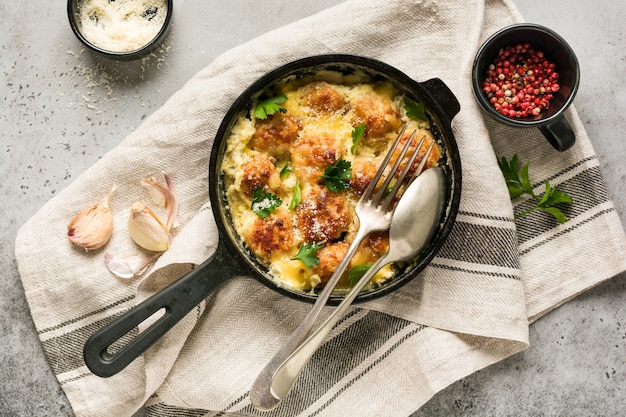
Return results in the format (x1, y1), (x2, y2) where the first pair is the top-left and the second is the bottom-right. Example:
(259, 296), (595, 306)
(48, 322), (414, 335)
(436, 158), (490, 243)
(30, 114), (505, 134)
(498, 154), (573, 224)
(320, 159), (352, 192)
(292, 242), (324, 268)
(254, 94), (288, 120)
(251, 188), (282, 218)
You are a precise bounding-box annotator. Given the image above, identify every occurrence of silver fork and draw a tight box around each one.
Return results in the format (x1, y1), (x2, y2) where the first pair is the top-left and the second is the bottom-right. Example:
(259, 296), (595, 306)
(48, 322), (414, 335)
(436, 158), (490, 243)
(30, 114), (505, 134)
(250, 125), (435, 410)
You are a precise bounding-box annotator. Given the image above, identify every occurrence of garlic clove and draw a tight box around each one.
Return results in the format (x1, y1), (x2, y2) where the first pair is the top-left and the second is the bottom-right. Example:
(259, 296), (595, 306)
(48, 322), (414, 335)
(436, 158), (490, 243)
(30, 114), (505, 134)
(68, 185), (116, 251)
(104, 251), (158, 279)
(163, 173), (180, 230)
(128, 202), (170, 252)
(142, 176), (167, 207)
(140, 172), (179, 231)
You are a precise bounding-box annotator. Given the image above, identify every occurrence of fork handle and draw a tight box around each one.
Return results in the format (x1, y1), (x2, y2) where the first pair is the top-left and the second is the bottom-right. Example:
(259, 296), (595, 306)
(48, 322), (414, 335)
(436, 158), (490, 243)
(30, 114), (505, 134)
(420, 78), (461, 120)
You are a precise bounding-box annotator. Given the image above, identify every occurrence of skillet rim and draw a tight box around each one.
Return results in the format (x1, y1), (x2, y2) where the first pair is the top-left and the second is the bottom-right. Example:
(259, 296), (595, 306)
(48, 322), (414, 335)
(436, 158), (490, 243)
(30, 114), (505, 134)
(208, 53), (462, 304)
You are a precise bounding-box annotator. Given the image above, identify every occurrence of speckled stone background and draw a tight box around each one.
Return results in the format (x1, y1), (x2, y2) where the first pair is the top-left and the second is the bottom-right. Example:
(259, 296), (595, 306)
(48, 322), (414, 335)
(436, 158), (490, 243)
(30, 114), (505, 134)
(1, 1), (624, 416)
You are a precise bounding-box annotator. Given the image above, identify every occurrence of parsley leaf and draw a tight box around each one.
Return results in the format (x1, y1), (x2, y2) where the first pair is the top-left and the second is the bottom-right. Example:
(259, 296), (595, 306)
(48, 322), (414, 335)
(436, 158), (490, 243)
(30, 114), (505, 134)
(292, 242), (324, 268)
(288, 181), (301, 210)
(350, 123), (366, 154)
(404, 97), (428, 121)
(348, 264), (371, 287)
(320, 159), (352, 192)
(254, 95), (288, 120)
(251, 188), (282, 218)
(498, 155), (573, 223)
(279, 161), (291, 179)
(498, 154), (533, 199)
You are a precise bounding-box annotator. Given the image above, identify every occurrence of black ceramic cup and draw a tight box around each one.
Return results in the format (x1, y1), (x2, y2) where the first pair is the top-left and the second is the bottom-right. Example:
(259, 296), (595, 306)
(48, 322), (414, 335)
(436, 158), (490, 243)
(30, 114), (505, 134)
(67, 0), (173, 61)
(472, 24), (580, 152)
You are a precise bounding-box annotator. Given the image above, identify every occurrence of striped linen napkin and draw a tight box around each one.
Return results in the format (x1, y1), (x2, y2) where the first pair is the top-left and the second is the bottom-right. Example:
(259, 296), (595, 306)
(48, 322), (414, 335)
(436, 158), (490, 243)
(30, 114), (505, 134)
(15, 0), (626, 416)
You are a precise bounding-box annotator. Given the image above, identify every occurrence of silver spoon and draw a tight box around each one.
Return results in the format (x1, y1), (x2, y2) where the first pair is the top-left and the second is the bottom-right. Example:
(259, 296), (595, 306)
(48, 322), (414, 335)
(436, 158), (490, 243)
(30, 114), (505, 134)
(267, 166), (447, 403)
(250, 128), (431, 411)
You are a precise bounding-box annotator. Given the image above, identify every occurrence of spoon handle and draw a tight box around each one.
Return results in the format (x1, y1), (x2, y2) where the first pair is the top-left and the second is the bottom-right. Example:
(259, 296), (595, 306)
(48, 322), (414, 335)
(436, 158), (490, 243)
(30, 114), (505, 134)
(249, 227), (369, 410)
(269, 253), (391, 400)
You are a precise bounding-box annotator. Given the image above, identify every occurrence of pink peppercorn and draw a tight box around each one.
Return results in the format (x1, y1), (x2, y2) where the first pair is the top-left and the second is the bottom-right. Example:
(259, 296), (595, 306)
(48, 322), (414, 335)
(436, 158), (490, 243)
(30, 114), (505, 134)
(482, 43), (560, 119)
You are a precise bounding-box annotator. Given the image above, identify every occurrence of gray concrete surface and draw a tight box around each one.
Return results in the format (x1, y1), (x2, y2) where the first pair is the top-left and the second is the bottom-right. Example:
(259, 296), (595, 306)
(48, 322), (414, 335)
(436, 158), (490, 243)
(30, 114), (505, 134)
(1, 1), (624, 416)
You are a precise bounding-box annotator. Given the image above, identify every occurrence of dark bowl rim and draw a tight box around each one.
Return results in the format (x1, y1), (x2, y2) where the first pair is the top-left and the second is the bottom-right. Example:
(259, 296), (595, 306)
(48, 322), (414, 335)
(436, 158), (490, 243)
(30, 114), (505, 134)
(471, 23), (580, 128)
(66, 0), (173, 61)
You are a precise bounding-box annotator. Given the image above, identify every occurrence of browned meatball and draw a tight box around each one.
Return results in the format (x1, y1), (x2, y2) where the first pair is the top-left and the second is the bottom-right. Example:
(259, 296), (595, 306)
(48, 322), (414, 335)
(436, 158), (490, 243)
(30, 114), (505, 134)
(392, 130), (441, 177)
(353, 231), (390, 266)
(313, 241), (349, 283)
(304, 82), (348, 114)
(296, 186), (349, 244)
(351, 159), (378, 195)
(240, 155), (281, 198)
(362, 232), (389, 256)
(250, 114), (300, 156)
(246, 209), (294, 263)
(354, 92), (401, 138)
(291, 133), (342, 183)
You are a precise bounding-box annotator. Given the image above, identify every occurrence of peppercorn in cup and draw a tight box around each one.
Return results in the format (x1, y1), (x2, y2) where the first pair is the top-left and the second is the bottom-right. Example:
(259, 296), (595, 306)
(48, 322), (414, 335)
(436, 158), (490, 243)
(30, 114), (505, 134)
(471, 23), (580, 152)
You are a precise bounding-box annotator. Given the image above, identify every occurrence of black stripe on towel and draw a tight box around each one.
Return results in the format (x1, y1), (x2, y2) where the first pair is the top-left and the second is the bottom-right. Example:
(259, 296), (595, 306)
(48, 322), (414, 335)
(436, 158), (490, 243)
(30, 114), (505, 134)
(437, 220), (519, 269)
(145, 402), (214, 417)
(37, 294), (135, 335)
(430, 261), (520, 280)
(519, 207), (615, 256)
(42, 310), (139, 376)
(515, 165), (610, 243)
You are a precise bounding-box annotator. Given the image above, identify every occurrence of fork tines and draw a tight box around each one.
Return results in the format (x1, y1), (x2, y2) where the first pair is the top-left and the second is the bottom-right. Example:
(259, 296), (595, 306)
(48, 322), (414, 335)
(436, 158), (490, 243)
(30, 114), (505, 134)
(366, 125), (435, 212)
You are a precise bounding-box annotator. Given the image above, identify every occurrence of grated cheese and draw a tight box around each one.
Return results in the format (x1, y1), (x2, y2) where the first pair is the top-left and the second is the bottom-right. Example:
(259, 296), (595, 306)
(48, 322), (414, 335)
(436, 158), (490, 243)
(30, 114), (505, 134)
(78, 0), (168, 53)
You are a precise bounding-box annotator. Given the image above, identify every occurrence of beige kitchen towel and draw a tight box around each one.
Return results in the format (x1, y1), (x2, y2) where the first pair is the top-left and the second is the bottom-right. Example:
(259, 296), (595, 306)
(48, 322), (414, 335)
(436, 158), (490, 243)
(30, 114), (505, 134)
(15, 0), (626, 416)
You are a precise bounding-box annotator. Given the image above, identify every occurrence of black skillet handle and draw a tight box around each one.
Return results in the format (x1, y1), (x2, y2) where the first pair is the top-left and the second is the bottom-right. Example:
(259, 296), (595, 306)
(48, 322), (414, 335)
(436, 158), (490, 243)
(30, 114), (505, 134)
(83, 241), (238, 378)
(420, 78), (461, 120)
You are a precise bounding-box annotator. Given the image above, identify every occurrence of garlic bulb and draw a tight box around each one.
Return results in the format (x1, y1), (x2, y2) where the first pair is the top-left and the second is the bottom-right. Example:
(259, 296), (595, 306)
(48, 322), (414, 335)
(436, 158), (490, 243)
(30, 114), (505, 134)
(127, 202), (170, 252)
(67, 185), (116, 251)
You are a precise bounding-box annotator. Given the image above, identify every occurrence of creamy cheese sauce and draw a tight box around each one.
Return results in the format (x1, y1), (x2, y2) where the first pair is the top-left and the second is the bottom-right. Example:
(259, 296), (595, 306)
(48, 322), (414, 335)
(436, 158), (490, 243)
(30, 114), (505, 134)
(222, 78), (441, 294)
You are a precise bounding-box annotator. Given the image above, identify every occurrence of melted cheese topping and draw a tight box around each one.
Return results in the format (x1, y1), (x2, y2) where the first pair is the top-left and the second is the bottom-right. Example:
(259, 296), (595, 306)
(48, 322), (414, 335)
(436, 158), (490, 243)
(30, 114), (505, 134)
(222, 79), (441, 294)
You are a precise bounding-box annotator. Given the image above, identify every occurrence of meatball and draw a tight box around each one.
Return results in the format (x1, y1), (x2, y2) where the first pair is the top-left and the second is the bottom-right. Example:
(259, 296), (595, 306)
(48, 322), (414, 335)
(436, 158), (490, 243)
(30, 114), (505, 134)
(246, 209), (294, 263)
(354, 92), (401, 139)
(291, 133), (342, 182)
(351, 159), (378, 196)
(296, 186), (349, 244)
(240, 155), (281, 198)
(304, 82), (348, 114)
(361, 232), (389, 256)
(313, 241), (349, 283)
(392, 129), (441, 177)
(353, 232), (390, 266)
(250, 114), (300, 156)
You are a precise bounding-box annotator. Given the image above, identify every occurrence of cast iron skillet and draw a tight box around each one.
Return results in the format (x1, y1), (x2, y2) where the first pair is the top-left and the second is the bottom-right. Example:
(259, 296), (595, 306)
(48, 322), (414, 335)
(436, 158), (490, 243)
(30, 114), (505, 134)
(83, 54), (462, 378)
